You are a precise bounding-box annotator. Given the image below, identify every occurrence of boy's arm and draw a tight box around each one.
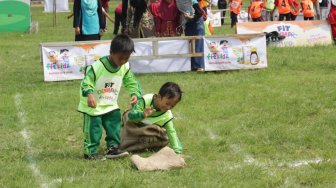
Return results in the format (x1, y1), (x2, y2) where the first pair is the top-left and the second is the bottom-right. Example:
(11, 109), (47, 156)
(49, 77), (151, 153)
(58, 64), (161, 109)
(127, 98), (146, 121)
(164, 121), (183, 154)
(81, 66), (95, 97)
(123, 69), (142, 98)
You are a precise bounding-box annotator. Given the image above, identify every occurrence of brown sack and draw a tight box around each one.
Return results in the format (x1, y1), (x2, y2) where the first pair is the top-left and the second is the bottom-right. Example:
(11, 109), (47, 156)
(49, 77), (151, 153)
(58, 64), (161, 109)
(120, 116), (169, 152)
(130, 146), (186, 171)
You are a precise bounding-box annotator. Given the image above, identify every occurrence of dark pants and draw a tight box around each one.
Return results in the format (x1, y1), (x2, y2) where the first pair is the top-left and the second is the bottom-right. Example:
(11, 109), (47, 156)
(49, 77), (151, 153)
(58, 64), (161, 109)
(121, 0), (128, 33)
(304, 16), (314, 20)
(217, 0), (227, 25)
(230, 12), (238, 28)
(114, 12), (122, 35)
(102, 7), (109, 29)
(279, 13), (291, 21)
(75, 34), (100, 41)
(290, 13), (297, 21)
(184, 17), (205, 70)
(252, 17), (263, 22)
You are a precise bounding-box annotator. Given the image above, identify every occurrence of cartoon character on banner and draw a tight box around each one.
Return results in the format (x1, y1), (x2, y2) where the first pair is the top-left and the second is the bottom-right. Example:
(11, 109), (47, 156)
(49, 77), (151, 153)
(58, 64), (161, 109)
(208, 41), (219, 54)
(218, 40), (230, 56)
(60, 49), (70, 64)
(48, 51), (58, 64)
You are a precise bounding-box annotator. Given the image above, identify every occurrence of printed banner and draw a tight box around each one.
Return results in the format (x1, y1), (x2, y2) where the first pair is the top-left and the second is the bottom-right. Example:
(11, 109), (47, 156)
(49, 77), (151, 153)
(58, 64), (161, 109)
(237, 20), (333, 47)
(40, 40), (190, 81)
(208, 9), (222, 27)
(0, 0), (31, 32)
(44, 0), (69, 12)
(203, 34), (267, 71)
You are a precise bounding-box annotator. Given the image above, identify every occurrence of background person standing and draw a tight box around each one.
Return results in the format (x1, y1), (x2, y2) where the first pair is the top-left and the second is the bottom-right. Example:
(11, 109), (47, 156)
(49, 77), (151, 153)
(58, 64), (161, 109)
(217, 0), (227, 25)
(73, 0), (104, 41)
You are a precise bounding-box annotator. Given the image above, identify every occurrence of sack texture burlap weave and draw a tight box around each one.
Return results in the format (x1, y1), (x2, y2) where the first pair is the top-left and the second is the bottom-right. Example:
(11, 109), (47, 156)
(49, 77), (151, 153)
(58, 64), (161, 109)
(120, 114), (169, 152)
(130, 146), (186, 171)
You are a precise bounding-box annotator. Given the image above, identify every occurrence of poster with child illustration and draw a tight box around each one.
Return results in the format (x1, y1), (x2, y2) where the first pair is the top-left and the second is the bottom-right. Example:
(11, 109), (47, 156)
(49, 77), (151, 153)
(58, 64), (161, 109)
(203, 34), (267, 71)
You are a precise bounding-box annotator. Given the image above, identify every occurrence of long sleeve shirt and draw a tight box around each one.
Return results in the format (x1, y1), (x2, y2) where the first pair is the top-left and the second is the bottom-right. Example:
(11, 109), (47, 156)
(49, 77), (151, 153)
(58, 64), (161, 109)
(81, 56), (141, 98)
(127, 96), (183, 154)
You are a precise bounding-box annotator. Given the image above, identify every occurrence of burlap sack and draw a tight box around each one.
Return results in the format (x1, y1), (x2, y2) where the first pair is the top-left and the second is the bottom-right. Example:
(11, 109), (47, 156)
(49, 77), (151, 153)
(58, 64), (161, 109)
(130, 146), (186, 171)
(120, 113), (169, 152)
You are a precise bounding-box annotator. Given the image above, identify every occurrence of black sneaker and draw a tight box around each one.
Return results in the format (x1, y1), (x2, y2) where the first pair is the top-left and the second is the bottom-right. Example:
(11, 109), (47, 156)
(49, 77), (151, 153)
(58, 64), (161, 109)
(84, 153), (106, 160)
(106, 146), (129, 159)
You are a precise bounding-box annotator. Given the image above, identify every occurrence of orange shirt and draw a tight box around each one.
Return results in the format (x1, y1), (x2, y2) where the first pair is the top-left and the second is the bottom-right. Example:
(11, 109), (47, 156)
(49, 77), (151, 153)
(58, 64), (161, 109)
(277, 0), (291, 14)
(290, 0), (300, 15)
(249, 1), (264, 18)
(301, 0), (315, 17)
(230, 0), (243, 14)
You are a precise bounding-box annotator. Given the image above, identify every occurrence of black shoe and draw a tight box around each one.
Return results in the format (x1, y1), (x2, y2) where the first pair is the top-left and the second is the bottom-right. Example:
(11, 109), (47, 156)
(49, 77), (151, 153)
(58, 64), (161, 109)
(106, 146), (129, 159)
(84, 153), (105, 160)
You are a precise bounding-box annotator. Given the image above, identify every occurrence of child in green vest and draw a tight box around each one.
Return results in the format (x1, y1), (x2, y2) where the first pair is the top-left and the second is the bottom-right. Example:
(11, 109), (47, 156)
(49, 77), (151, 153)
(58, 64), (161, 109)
(120, 82), (183, 154)
(78, 34), (142, 160)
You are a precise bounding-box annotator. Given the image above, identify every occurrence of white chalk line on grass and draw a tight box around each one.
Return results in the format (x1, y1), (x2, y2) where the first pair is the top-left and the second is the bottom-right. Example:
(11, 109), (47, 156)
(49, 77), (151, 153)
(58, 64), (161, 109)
(226, 144), (324, 172)
(206, 128), (218, 140)
(14, 94), (49, 188)
(278, 158), (323, 168)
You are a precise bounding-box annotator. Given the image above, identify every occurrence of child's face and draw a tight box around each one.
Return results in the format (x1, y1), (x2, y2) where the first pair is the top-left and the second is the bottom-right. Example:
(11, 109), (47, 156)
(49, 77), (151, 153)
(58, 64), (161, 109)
(156, 95), (180, 112)
(110, 52), (131, 66)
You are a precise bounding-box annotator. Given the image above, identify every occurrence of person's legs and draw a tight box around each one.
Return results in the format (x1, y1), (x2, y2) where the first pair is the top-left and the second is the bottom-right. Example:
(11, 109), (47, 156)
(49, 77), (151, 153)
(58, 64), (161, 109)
(285, 13), (291, 20)
(279, 14), (284, 21)
(102, 7), (108, 29)
(77, 34), (100, 41)
(114, 12), (122, 35)
(102, 109), (129, 158)
(185, 17), (205, 71)
(252, 17), (263, 22)
(266, 10), (272, 21)
(218, 0), (227, 25)
(83, 114), (103, 155)
(290, 13), (297, 21)
(75, 34), (83, 41)
(121, 0), (128, 33)
(314, 2), (321, 19)
(230, 12), (238, 28)
(102, 109), (122, 148)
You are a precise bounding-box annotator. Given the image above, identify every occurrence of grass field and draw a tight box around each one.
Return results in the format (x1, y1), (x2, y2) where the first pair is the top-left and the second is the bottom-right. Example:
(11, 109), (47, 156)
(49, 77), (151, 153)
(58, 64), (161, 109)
(0, 3), (336, 188)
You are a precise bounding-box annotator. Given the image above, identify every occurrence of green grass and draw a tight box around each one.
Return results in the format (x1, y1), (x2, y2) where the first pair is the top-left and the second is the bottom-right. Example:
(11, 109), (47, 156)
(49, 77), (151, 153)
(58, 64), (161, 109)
(1, 3), (336, 188)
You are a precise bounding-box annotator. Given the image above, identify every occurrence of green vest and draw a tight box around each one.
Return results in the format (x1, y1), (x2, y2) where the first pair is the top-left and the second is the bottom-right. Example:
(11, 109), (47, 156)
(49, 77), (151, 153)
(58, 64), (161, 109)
(141, 94), (174, 126)
(265, 0), (275, 10)
(78, 57), (129, 116)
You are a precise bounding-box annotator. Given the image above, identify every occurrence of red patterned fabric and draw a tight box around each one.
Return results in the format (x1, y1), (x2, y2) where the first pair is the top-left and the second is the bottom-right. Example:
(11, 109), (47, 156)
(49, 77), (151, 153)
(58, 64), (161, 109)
(149, 0), (181, 37)
(115, 3), (122, 14)
(102, 0), (109, 9)
(329, 4), (336, 39)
